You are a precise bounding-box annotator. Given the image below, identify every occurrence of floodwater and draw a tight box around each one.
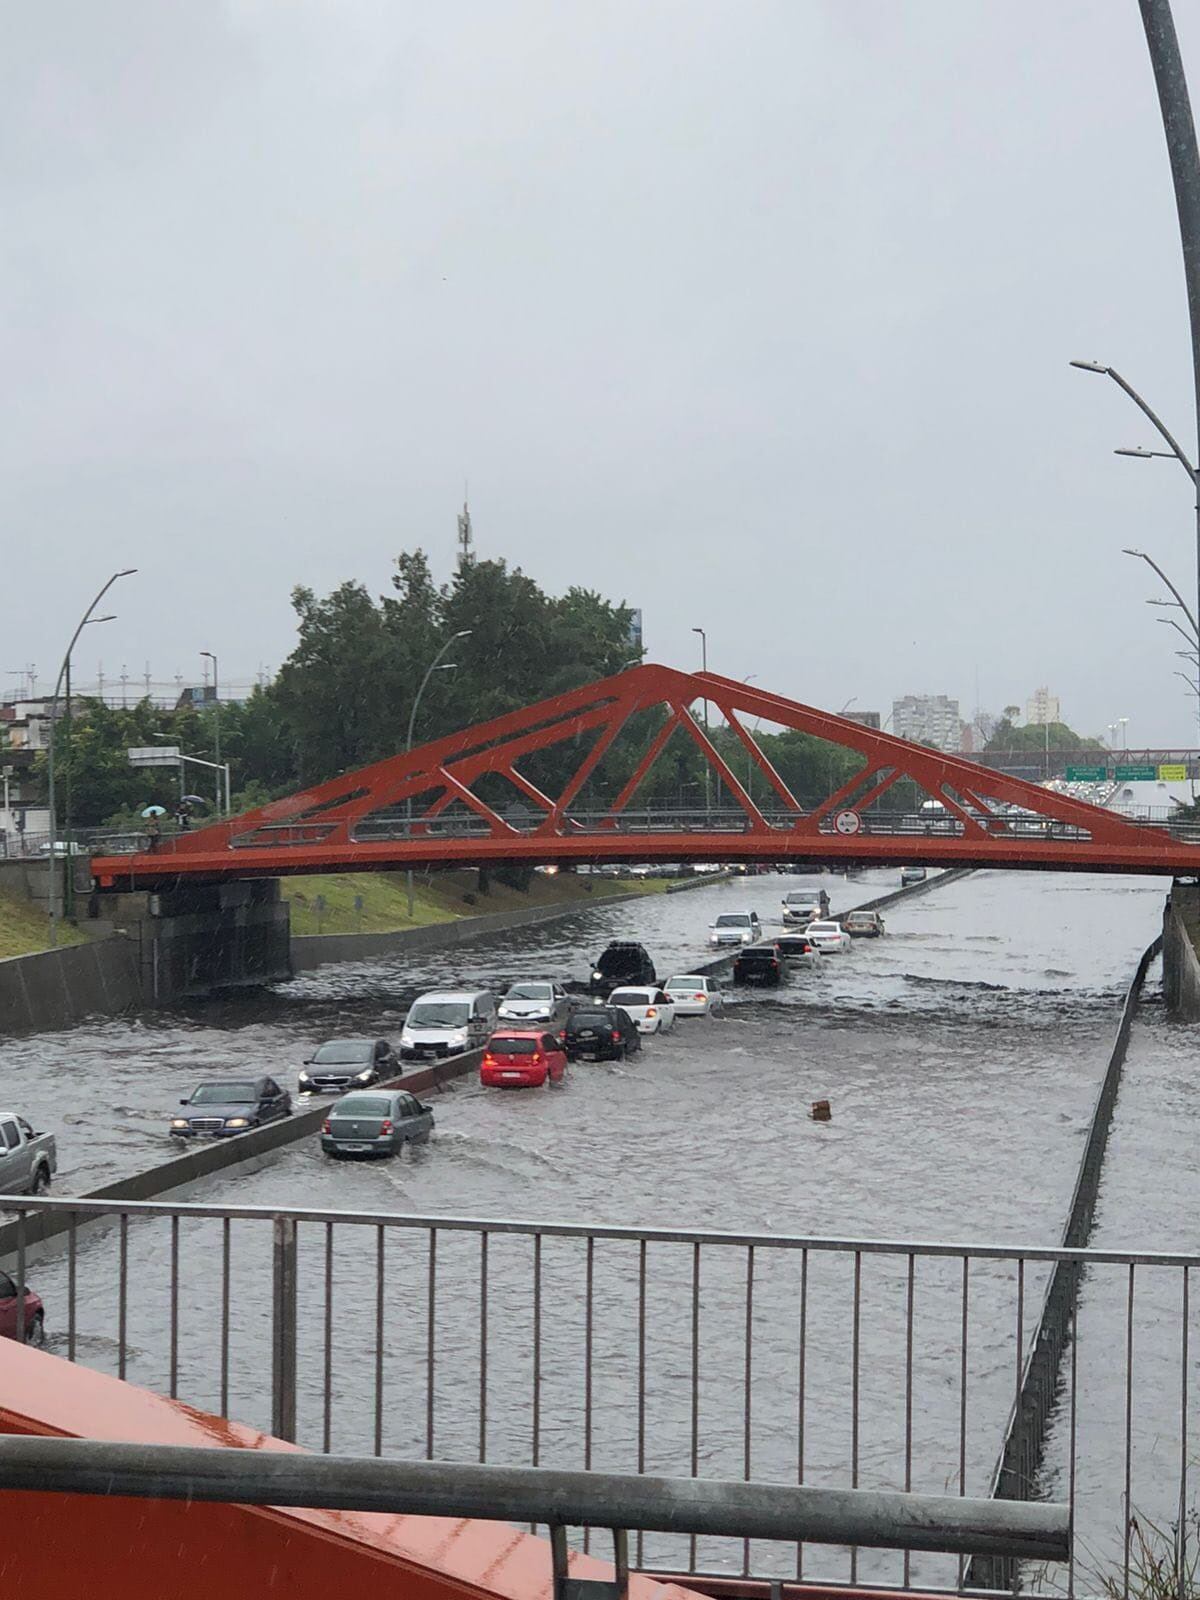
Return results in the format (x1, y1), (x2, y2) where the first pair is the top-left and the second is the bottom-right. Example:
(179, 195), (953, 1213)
(0, 867), (1178, 1588)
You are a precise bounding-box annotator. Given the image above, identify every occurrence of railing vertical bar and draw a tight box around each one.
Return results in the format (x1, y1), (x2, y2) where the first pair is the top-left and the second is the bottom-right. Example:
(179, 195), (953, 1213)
(742, 1244), (755, 1577)
(426, 1229), (437, 1461)
(1124, 1263), (1135, 1600)
(374, 1225), (385, 1457)
(118, 1212), (128, 1381)
(850, 1247), (862, 1586)
(531, 1233), (542, 1534)
(1068, 1279), (1078, 1600)
(797, 1246), (808, 1582)
(903, 1252), (915, 1591)
(479, 1231), (489, 1464)
(220, 1216), (230, 1418)
(14, 1210), (26, 1345)
(323, 1222), (333, 1454)
(169, 1214), (180, 1399)
(584, 1234), (595, 1554)
(1180, 1265), (1190, 1600)
(1015, 1256), (1025, 1493)
(689, 1241), (700, 1573)
(67, 1212), (78, 1363)
(957, 1253), (969, 1592)
(637, 1237), (647, 1570)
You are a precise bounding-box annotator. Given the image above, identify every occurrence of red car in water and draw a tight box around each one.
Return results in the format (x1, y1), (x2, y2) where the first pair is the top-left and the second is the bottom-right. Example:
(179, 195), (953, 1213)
(481, 1031), (568, 1089)
(0, 1268), (44, 1345)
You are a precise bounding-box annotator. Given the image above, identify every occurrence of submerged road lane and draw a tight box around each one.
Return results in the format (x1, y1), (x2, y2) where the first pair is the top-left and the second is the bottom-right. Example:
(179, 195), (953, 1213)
(1, 867), (1172, 1591)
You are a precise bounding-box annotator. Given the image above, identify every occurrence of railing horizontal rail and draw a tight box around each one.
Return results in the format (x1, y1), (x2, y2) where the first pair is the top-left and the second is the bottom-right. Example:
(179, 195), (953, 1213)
(3, 1194), (1199, 1269)
(0, 1439), (1069, 1560)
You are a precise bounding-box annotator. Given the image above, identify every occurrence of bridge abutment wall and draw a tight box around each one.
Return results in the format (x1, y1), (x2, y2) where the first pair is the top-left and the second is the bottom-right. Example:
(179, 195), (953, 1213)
(1162, 880), (1200, 1019)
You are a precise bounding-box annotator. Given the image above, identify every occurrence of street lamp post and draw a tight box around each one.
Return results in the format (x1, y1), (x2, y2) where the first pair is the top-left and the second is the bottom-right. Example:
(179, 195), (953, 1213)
(47, 569), (136, 946)
(200, 651), (221, 814)
(405, 631), (472, 918)
(691, 627), (711, 816)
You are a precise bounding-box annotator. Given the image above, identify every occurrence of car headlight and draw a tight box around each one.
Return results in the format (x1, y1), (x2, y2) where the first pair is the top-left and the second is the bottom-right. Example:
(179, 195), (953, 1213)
(225, 1117), (250, 1129)
(592, 971), (604, 981)
(354, 1069), (375, 1082)
(298, 1071), (312, 1086)
(170, 1118), (189, 1129)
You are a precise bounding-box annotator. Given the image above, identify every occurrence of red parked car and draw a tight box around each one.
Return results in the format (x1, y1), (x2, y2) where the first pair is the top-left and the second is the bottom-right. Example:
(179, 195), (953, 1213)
(481, 1031), (568, 1089)
(0, 1268), (44, 1345)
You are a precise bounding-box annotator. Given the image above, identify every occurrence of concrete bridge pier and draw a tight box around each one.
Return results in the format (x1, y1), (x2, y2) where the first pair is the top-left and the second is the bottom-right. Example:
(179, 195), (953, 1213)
(1162, 878), (1200, 1019)
(103, 880), (291, 1003)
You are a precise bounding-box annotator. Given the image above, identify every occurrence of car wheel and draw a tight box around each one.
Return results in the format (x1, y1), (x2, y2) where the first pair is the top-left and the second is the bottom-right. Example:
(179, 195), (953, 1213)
(24, 1312), (45, 1348)
(31, 1166), (50, 1196)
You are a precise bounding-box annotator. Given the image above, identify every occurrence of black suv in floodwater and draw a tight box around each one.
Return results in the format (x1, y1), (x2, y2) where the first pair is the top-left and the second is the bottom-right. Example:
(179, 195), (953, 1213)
(589, 941), (656, 997)
(733, 943), (786, 987)
(565, 1005), (642, 1061)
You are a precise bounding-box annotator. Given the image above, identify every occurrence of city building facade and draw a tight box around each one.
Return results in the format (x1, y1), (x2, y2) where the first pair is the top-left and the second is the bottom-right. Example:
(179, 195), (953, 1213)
(891, 693), (961, 753)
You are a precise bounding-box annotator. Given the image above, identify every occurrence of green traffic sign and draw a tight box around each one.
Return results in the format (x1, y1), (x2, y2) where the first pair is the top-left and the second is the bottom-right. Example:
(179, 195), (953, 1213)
(1065, 765), (1108, 782)
(1114, 765), (1156, 781)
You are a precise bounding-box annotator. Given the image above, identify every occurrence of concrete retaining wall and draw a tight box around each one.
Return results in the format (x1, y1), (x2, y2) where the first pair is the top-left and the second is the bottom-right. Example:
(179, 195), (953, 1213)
(1162, 881), (1200, 1020)
(0, 937), (141, 1038)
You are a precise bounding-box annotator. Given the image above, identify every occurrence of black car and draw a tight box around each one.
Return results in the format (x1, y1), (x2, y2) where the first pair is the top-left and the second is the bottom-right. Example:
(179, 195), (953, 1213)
(733, 943), (786, 986)
(170, 1076), (292, 1138)
(565, 1005), (642, 1061)
(298, 1038), (397, 1095)
(589, 941), (656, 997)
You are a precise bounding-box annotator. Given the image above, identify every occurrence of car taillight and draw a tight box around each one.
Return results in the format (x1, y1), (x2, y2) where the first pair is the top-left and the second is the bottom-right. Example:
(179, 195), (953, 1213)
(482, 1053), (496, 1067)
(646, 1008), (656, 1018)
(531, 1053), (541, 1064)
(770, 959), (779, 969)
(380, 1119), (394, 1134)
(322, 1120), (331, 1134)
(611, 1030), (622, 1041)
(694, 993), (705, 1001)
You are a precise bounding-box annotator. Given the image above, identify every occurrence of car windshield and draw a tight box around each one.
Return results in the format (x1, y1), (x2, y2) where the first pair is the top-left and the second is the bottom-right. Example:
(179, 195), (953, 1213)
(609, 990), (649, 1005)
(489, 1037), (538, 1055)
(598, 948), (639, 970)
(785, 894), (816, 904)
(407, 1003), (470, 1027)
(715, 914), (750, 927)
(190, 1082), (257, 1105)
(667, 976), (704, 988)
(572, 1011), (612, 1026)
(809, 922), (837, 933)
(334, 1095), (392, 1117)
(312, 1041), (372, 1064)
(505, 984), (553, 1001)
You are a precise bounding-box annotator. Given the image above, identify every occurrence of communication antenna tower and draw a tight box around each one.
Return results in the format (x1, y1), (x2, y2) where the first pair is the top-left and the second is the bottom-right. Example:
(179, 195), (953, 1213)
(456, 485), (474, 570)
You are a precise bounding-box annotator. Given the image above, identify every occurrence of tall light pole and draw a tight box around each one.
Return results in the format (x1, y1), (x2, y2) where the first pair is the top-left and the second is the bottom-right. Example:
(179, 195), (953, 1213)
(691, 627), (710, 815)
(405, 631), (471, 918)
(47, 569), (136, 946)
(199, 651), (221, 813)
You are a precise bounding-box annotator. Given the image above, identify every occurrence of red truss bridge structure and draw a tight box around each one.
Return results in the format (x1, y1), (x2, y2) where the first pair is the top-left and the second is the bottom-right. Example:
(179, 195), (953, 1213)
(91, 664), (1200, 889)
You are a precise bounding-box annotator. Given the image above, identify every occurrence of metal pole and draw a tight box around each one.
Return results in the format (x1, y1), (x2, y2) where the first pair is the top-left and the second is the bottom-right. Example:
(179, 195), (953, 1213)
(46, 570), (136, 947)
(1139, 1), (1200, 752)
(201, 652), (221, 814)
(271, 1215), (298, 1442)
(0, 1438), (1072, 1560)
(405, 631), (470, 919)
(692, 627), (710, 816)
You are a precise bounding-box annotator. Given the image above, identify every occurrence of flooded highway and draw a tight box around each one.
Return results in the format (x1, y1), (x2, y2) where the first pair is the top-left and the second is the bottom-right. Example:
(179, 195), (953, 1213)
(0, 867), (1176, 1587)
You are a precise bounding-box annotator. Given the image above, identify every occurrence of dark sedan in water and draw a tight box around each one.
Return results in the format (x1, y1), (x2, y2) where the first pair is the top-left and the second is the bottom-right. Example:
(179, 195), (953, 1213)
(321, 1091), (434, 1159)
(170, 1077), (292, 1138)
(564, 1005), (642, 1061)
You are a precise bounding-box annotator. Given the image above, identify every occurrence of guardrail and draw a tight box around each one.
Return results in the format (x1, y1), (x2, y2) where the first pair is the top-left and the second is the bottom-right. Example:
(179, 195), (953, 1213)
(0, 1196), (1186, 1596)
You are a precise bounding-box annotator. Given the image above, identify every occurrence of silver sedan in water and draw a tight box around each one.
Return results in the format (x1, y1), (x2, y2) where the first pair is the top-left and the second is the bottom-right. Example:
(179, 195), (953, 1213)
(320, 1091), (434, 1159)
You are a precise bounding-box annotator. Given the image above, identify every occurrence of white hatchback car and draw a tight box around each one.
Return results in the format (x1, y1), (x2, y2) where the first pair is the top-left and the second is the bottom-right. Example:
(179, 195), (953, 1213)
(608, 986), (677, 1034)
(664, 975), (724, 1017)
(806, 920), (852, 953)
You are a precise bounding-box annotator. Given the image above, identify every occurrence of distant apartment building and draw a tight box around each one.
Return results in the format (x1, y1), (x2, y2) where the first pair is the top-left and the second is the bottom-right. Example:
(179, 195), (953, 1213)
(842, 710), (881, 730)
(891, 694), (961, 753)
(1025, 687), (1060, 727)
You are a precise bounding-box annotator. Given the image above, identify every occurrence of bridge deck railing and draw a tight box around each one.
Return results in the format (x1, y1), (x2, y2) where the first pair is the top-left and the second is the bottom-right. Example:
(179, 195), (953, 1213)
(0, 1195), (1189, 1598)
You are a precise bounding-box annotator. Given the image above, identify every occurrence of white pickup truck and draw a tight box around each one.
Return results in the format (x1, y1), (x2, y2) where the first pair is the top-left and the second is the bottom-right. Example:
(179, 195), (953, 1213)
(0, 1114), (56, 1195)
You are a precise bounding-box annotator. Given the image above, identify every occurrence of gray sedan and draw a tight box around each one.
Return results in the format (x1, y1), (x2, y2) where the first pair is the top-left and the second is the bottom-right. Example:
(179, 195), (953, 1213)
(320, 1091), (434, 1159)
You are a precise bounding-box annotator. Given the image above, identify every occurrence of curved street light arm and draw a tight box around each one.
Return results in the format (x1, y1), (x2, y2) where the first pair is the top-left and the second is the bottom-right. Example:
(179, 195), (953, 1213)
(1127, 549), (1200, 638)
(1103, 366), (1196, 480)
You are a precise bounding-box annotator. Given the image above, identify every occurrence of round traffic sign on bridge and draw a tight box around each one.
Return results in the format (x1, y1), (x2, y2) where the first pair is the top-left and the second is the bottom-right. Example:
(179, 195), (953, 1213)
(834, 809), (862, 835)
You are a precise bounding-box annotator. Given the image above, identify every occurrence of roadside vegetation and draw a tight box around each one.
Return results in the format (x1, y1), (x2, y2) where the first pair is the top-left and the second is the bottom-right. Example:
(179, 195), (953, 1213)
(0, 888), (85, 960)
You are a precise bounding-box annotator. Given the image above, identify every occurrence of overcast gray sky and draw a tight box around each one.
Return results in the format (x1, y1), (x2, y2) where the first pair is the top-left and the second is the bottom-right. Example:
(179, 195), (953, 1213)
(4, 1), (1200, 746)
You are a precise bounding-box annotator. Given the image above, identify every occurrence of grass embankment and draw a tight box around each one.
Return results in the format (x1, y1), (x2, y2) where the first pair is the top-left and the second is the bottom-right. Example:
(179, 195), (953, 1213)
(284, 868), (668, 936)
(0, 889), (86, 960)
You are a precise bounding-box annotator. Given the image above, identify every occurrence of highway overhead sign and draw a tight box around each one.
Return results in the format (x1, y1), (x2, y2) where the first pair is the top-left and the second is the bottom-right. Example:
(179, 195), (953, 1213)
(127, 746), (181, 768)
(1065, 766), (1107, 782)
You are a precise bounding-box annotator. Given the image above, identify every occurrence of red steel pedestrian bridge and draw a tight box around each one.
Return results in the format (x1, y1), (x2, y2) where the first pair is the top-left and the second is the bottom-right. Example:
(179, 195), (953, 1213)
(91, 664), (1200, 889)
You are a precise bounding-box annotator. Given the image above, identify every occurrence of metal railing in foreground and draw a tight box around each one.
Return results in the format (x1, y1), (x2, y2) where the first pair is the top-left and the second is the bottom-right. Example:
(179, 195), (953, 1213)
(0, 1196), (1189, 1598)
(0, 1439), (1069, 1574)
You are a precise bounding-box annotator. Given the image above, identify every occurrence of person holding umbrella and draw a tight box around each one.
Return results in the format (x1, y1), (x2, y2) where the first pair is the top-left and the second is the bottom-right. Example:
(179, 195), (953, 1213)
(141, 804), (167, 850)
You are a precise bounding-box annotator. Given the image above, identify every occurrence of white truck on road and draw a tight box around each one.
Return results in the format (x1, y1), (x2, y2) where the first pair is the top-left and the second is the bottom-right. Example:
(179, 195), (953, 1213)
(0, 1114), (56, 1194)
